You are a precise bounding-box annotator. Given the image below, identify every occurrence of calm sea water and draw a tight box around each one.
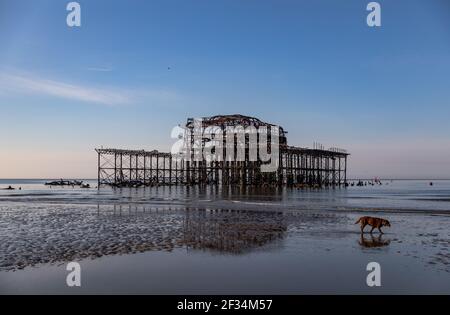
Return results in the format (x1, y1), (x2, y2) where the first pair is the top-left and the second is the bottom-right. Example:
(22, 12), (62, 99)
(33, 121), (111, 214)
(0, 179), (449, 212)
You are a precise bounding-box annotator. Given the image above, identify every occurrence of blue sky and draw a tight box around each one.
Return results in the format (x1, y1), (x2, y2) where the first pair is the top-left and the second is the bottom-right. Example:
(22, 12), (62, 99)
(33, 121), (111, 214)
(0, 0), (449, 178)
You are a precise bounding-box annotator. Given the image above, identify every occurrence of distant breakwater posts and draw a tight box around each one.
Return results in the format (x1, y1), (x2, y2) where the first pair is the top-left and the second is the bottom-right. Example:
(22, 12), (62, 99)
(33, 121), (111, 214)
(96, 114), (349, 188)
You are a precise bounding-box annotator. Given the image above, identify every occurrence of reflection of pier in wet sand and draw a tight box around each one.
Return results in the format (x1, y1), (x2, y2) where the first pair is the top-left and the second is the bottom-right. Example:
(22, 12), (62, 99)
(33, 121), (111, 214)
(182, 209), (287, 254)
(0, 205), (291, 271)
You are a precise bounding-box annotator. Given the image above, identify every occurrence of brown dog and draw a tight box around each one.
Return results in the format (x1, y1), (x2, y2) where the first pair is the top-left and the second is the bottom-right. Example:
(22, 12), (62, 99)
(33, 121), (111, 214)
(355, 216), (391, 234)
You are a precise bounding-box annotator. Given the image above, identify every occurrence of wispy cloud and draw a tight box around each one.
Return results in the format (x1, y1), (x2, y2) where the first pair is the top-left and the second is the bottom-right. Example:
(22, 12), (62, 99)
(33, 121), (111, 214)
(0, 70), (184, 107)
(0, 72), (132, 106)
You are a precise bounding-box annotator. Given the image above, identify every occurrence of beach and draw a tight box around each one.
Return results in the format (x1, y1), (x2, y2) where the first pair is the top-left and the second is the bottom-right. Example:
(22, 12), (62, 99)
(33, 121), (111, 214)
(0, 179), (449, 294)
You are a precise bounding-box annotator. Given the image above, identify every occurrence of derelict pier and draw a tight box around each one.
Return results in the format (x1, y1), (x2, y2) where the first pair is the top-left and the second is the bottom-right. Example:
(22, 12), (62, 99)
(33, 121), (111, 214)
(96, 114), (349, 188)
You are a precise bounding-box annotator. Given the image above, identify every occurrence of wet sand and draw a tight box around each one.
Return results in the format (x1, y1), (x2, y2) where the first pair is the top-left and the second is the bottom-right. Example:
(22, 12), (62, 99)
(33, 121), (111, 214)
(0, 201), (449, 294)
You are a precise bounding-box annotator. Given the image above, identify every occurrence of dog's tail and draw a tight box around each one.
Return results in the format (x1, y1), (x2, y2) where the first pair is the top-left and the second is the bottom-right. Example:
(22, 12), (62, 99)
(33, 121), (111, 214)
(355, 217), (362, 224)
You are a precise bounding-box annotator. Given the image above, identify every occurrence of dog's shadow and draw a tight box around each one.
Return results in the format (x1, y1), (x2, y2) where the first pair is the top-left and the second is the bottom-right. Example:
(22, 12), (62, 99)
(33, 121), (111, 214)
(358, 234), (391, 248)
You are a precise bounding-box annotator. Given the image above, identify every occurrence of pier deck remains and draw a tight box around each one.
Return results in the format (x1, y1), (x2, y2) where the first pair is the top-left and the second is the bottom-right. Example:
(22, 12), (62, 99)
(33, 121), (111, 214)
(96, 114), (348, 187)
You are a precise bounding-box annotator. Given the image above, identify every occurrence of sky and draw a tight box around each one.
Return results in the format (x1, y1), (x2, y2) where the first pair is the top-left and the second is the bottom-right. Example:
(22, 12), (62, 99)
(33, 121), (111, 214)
(0, 0), (449, 179)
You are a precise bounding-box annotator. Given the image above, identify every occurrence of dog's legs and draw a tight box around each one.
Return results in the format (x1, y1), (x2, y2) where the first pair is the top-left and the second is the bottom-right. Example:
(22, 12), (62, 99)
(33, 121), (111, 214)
(378, 227), (384, 234)
(370, 226), (375, 234)
(360, 223), (366, 234)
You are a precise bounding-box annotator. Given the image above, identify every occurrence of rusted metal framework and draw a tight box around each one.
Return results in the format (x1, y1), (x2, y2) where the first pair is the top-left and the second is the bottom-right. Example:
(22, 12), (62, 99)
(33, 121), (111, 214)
(96, 148), (184, 186)
(280, 146), (348, 187)
(96, 114), (349, 187)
